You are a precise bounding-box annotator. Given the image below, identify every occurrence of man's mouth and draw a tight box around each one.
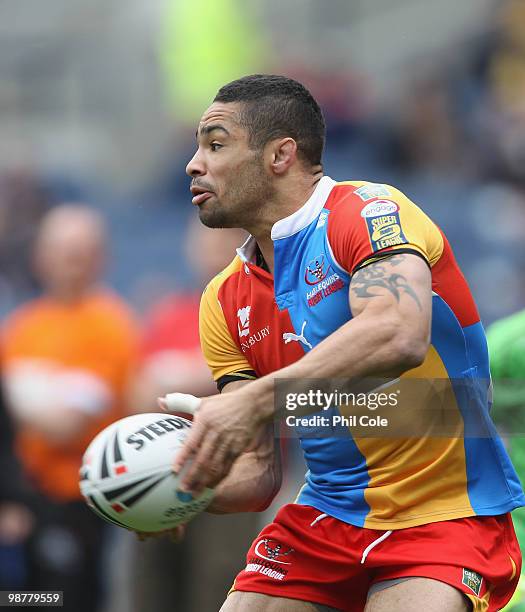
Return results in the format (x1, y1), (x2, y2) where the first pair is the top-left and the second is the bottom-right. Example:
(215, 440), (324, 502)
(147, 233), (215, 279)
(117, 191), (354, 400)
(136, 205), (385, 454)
(190, 185), (214, 205)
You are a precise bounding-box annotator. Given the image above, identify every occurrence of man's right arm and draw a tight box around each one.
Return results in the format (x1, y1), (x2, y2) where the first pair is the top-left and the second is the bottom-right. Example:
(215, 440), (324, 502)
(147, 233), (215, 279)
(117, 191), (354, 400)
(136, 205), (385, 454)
(206, 380), (282, 514)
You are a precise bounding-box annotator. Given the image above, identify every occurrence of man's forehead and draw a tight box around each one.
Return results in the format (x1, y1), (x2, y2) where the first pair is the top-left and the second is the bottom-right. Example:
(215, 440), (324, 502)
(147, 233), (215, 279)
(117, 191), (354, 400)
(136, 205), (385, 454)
(198, 101), (242, 132)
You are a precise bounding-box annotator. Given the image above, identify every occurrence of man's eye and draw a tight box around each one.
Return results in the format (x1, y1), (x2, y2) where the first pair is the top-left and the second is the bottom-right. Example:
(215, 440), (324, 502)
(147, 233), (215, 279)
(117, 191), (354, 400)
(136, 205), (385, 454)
(210, 143), (222, 152)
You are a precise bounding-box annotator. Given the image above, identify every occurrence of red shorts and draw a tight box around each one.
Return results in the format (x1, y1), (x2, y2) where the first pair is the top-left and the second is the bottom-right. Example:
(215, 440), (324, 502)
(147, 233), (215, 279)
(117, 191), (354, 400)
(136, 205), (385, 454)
(231, 504), (521, 612)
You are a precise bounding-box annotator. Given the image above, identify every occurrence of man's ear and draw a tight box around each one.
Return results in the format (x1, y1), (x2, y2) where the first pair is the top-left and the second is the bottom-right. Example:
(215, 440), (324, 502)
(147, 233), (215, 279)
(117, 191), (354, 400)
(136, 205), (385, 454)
(267, 138), (298, 175)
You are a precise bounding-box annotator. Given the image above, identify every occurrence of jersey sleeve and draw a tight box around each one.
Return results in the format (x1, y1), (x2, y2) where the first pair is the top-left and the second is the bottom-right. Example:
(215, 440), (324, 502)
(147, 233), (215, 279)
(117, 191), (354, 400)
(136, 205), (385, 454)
(327, 183), (444, 274)
(199, 277), (256, 391)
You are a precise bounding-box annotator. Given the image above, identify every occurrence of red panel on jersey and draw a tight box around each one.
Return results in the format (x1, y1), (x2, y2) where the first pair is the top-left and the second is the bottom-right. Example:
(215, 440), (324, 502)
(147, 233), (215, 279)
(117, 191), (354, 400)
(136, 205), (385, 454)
(217, 265), (305, 377)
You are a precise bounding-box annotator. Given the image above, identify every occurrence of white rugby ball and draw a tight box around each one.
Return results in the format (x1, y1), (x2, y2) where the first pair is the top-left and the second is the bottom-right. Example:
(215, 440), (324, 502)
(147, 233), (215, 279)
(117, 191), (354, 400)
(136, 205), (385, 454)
(79, 413), (214, 532)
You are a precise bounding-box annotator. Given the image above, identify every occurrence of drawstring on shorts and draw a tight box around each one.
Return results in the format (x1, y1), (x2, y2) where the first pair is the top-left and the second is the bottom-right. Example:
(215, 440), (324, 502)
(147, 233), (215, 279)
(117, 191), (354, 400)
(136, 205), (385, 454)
(360, 530), (393, 564)
(310, 513), (328, 527)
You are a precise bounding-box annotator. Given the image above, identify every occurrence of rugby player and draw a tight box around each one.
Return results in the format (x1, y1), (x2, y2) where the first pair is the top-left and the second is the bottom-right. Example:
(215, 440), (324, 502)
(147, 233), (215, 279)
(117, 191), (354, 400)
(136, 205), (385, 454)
(172, 75), (524, 611)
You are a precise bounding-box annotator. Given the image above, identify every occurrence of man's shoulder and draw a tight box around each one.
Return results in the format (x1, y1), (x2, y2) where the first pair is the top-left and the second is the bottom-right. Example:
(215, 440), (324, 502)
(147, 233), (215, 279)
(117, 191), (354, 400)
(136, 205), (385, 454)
(202, 255), (244, 300)
(333, 179), (393, 195)
(3, 296), (53, 329)
(2, 297), (67, 349)
(324, 181), (410, 221)
(328, 180), (412, 207)
(326, 179), (435, 234)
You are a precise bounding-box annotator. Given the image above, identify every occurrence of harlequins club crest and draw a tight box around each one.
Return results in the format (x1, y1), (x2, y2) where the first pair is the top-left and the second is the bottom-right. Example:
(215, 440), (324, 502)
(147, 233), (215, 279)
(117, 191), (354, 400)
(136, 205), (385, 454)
(254, 539), (294, 565)
(304, 254), (330, 285)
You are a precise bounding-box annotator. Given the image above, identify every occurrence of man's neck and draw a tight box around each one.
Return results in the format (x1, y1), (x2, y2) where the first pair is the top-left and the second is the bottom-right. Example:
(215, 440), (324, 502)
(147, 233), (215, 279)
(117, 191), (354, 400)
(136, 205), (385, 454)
(250, 168), (323, 275)
(46, 285), (95, 305)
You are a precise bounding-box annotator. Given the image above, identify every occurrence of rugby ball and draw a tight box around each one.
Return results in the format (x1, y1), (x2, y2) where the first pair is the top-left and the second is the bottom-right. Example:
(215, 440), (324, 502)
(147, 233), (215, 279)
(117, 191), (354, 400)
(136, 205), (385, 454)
(79, 413), (214, 532)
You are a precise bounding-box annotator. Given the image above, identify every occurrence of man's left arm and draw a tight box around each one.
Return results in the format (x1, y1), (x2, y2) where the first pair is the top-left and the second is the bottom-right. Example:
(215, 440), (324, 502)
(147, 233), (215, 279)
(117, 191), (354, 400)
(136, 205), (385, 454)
(175, 252), (431, 494)
(319, 252), (432, 379)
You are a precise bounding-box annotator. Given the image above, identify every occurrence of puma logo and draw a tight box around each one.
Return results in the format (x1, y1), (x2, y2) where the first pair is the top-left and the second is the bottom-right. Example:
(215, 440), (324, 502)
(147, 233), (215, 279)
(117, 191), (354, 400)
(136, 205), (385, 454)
(283, 320), (312, 350)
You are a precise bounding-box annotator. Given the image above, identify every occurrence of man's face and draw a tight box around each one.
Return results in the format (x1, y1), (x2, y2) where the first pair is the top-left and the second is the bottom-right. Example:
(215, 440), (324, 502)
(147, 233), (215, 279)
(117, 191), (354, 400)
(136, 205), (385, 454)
(186, 102), (275, 228)
(34, 215), (105, 298)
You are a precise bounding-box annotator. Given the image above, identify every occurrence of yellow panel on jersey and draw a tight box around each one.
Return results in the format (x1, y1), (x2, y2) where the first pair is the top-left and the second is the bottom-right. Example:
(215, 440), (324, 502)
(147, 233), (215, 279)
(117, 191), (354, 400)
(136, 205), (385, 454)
(349, 346), (473, 529)
(199, 257), (254, 381)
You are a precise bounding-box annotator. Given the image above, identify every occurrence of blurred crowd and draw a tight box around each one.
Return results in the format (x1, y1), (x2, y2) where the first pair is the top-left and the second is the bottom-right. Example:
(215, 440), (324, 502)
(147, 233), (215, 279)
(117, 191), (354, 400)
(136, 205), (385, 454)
(0, 200), (254, 612)
(2, 0), (525, 322)
(2, 0), (525, 610)
(308, 0), (525, 323)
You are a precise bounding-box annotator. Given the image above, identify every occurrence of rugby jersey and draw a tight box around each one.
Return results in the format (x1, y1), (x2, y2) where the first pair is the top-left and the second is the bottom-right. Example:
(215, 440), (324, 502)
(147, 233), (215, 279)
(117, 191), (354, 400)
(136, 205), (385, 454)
(199, 176), (525, 529)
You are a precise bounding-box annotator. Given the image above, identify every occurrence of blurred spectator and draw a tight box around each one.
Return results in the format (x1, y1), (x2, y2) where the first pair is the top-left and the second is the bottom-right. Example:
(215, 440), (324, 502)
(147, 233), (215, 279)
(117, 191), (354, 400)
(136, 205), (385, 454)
(0, 168), (53, 315)
(130, 219), (247, 409)
(0, 381), (34, 590)
(152, 0), (269, 202)
(1, 205), (139, 612)
(285, 64), (375, 144)
(129, 221), (259, 612)
(389, 77), (470, 176)
(159, 0), (266, 126)
(481, 0), (525, 182)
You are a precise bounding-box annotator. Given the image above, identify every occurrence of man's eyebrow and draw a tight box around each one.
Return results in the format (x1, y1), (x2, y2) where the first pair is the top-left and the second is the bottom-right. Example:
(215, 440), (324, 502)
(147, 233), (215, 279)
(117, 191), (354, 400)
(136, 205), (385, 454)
(196, 124), (231, 139)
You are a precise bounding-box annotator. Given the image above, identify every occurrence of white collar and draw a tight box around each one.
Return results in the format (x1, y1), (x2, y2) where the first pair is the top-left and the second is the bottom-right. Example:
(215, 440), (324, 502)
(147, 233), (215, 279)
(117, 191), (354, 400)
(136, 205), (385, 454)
(236, 175), (336, 263)
(271, 175), (335, 240)
(236, 235), (257, 264)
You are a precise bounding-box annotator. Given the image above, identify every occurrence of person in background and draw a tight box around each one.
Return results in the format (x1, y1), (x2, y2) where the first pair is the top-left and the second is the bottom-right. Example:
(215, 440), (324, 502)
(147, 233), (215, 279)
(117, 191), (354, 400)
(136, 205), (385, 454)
(130, 221), (259, 612)
(2, 204), (139, 612)
(0, 380), (34, 590)
(131, 218), (246, 406)
(487, 312), (525, 611)
(0, 168), (53, 315)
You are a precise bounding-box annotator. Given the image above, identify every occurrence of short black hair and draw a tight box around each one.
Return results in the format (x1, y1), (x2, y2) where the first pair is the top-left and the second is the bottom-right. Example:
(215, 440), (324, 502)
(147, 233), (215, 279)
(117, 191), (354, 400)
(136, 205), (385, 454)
(214, 74), (325, 166)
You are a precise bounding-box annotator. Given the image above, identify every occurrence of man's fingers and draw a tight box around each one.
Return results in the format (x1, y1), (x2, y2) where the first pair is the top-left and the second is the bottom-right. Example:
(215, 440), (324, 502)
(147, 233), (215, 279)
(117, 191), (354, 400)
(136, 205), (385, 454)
(172, 421), (205, 473)
(186, 443), (233, 495)
(206, 452), (236, 491)
(178, 430), (219, 492)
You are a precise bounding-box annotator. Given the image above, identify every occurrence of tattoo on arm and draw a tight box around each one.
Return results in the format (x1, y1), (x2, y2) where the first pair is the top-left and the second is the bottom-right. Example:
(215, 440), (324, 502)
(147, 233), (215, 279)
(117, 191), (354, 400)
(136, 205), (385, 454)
(351, 255), (422, 310)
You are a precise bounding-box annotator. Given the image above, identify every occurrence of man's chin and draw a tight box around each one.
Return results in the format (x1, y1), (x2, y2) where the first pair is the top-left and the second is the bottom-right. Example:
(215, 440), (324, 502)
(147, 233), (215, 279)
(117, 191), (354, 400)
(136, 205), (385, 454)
(198, 205), (232, 229)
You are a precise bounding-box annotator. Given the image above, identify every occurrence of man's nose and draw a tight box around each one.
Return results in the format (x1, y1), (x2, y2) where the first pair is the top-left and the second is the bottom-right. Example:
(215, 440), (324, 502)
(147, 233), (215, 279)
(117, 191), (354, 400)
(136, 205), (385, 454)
(186, 150), (205, 177)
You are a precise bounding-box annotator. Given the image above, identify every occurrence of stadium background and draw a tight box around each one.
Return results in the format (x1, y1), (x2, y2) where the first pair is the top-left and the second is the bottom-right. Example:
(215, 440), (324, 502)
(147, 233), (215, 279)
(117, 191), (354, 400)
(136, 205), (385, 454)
(1, 0), (525, 610)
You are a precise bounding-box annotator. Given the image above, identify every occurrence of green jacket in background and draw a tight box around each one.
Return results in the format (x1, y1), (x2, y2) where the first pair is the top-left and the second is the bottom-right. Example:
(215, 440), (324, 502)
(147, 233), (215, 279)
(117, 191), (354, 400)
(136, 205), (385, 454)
(487, 310), (525, 547)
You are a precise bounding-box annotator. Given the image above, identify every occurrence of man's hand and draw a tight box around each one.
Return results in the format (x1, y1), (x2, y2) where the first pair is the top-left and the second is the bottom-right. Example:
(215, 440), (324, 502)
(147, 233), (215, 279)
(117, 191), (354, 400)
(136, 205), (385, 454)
(171, 390), (266, 495)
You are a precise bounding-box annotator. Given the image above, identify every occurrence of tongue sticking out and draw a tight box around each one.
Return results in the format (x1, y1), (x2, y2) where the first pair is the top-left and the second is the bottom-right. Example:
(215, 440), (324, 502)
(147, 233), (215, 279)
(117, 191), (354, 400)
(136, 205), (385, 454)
(192, 192), (213, 205)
